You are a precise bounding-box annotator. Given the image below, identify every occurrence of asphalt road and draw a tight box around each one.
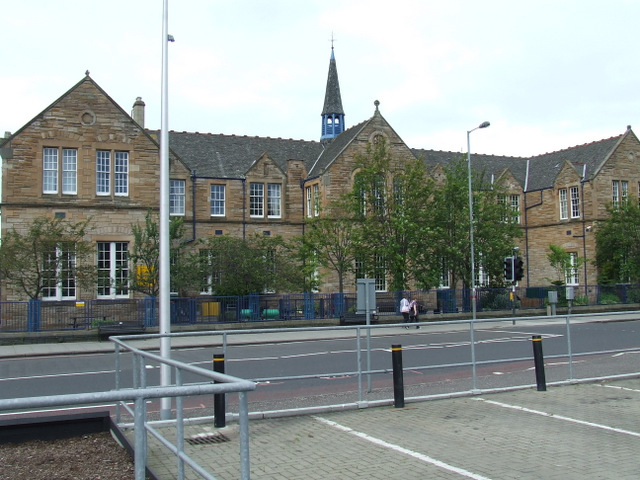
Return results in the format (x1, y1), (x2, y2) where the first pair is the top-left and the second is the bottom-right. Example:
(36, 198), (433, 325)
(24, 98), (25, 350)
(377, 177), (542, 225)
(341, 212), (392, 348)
(2, 316), (639, 417)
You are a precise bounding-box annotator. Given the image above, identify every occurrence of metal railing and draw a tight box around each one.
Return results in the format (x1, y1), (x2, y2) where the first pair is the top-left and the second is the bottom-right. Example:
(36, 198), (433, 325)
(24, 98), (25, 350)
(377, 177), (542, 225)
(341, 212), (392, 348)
(0, 338), (256, 480)
(122, 310), (640, 418)
(3, 284), (640, 333)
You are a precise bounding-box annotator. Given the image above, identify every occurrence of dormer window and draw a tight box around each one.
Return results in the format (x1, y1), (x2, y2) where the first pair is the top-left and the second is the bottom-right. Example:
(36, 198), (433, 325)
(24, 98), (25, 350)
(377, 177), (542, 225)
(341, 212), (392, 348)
(250, 182), (281, 218)
(559, 187), (580, 220)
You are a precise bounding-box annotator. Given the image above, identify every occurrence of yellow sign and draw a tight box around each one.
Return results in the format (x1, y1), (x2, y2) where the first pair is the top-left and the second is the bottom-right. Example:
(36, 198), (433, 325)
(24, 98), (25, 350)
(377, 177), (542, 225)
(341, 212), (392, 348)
(136, 265), (156, 288)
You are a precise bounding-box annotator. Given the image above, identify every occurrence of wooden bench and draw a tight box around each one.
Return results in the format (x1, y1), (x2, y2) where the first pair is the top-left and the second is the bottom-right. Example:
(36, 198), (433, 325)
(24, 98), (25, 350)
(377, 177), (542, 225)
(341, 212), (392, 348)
(97, 322), (146, 339)
(339, 312), (379, 325)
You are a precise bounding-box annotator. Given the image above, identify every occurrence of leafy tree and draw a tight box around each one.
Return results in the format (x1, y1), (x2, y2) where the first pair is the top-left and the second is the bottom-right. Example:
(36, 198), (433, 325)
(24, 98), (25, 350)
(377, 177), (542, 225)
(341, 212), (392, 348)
(547, 243), (584, 286)
(345, 137), (435, 292)
(199, 233), (305, 296)
(298, 198), (357, 294)
(428, 156), (522, 290)
(128, 211), (200, 296)
(0, 216), (95, 299)
(594, 201), (640, 283)
(472, 170), (523, 285)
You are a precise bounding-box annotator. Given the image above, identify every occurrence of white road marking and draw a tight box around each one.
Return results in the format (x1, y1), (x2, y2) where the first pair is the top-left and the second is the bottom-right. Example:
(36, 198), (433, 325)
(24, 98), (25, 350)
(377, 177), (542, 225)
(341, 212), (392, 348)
(314, 416), (494, 480)
(0, 370), (114, 382)
(599, 384), (640, 394)
(612, 351), (640, 357)
(474, 398), (640, 438)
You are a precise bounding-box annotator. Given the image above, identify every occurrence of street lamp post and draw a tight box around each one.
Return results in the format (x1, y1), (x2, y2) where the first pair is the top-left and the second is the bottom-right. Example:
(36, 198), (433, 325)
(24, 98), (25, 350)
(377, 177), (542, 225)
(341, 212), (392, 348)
(467, 121), (490, 321)
(467, 120), (489, 393)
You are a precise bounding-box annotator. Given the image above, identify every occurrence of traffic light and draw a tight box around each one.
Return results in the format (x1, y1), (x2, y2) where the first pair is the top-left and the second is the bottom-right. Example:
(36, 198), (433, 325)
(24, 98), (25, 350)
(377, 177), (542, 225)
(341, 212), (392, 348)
(503, 256), (514, 282)
(514, 257), (524, 281)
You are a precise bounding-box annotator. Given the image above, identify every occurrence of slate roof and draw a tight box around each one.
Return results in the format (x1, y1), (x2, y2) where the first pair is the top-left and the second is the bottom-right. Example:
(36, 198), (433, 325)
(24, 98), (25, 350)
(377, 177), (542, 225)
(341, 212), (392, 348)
(164, 131), (323, 178)
(321, 48), (344, 116)
(412, 148), (528, 186)
(307, 119), (368, 178)
(413, 133), (625, 191)
(524, 134), (622, 191)
(164, 124), (626, 192)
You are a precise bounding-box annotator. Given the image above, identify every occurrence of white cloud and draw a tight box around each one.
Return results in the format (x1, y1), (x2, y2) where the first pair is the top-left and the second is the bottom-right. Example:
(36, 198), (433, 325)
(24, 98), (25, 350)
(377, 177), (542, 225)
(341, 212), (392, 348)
(2, 0), (640, 157)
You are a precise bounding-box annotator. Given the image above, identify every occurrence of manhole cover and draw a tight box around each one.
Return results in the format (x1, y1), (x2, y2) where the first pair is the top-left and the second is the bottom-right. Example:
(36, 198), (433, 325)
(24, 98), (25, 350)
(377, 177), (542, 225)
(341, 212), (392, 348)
(186, 432), (230, 446)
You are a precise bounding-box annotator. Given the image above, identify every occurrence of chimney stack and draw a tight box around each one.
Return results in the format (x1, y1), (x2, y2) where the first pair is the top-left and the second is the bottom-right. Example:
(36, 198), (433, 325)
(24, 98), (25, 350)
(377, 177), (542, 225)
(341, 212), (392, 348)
(131, 97), (145, 127)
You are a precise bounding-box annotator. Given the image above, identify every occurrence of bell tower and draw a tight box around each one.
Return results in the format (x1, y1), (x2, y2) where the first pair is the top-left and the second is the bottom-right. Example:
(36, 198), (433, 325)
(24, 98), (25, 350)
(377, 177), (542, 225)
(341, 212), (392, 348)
(320, 44), (345, 145)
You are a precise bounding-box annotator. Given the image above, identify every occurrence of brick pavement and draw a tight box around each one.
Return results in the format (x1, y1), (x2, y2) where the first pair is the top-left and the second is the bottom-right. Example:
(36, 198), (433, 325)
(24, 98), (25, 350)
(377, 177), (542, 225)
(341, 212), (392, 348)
(134, 377), (640, 480)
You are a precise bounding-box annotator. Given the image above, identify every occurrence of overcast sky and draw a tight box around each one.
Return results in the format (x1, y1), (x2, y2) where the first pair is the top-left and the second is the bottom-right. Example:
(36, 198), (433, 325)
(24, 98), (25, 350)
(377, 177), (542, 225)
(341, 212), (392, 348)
(2, 0), (640, 157)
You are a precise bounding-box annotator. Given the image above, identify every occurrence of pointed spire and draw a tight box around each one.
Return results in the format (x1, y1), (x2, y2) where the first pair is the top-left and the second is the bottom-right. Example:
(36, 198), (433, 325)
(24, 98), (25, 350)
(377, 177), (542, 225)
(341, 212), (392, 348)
(321, 42), (345, 145)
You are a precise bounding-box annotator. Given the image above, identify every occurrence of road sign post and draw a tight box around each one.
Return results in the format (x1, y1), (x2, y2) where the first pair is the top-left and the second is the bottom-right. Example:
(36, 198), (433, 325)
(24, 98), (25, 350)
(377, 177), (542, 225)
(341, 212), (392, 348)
(357, 279), (376, 393)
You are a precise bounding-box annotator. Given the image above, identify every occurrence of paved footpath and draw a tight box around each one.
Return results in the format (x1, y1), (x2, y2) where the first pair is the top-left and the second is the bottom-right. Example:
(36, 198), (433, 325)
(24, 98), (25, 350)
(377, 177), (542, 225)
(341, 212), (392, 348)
(133, 377), (640, 480)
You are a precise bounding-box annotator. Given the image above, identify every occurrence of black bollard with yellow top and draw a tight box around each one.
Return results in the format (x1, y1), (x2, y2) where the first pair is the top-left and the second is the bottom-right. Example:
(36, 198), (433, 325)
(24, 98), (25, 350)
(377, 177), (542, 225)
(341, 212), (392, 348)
(391, 344), (405, 408)
(213, 353), (226, 427)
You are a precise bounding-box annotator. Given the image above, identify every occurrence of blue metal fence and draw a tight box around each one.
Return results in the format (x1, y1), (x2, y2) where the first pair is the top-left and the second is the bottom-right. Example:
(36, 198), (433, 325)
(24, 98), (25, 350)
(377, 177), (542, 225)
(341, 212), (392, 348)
(2, 284), (639, 333)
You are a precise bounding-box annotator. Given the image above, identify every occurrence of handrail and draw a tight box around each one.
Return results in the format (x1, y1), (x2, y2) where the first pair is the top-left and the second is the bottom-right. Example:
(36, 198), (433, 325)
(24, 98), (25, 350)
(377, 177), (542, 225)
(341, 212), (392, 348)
(0, 339), (256, 480)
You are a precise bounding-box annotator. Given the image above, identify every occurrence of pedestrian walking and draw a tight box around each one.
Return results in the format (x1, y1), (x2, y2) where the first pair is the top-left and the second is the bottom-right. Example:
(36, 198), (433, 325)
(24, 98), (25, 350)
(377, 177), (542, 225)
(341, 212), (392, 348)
(400, 293), (411, 328)
(409, 297), (420, 329)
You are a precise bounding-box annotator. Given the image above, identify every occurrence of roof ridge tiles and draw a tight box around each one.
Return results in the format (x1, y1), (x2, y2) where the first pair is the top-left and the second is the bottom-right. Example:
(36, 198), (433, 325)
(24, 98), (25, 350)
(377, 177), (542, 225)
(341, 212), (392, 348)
(530, 134), (622, 158)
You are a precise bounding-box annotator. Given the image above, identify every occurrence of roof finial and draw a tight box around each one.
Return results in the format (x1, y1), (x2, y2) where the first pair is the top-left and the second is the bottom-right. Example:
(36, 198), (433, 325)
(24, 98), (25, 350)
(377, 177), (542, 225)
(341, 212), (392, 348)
(85, 70), (90, 77)
(330, 31), (336, 50)
(374, 100), (380, 112)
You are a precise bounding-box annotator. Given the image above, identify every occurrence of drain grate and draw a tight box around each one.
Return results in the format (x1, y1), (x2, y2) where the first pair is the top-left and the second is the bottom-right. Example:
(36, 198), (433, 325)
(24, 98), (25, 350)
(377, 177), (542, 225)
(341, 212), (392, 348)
(186, 432), (230, 446)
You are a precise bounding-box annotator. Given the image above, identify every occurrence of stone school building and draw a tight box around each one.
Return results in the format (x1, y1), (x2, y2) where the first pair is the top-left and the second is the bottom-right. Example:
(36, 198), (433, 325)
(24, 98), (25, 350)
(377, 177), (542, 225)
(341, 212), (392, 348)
(2, 48), (640, 301)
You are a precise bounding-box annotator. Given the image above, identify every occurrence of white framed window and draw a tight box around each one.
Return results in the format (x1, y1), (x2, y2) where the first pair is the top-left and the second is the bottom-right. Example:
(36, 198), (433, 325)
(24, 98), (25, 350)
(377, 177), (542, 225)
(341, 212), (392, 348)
(510, 195), (520, 224)
(373, 176), (385, 214)
(476, 255), (490, 287)
(210, 184), (225, 216)
(250, 182), (282, 218)
(96, 150), (129, 196)
(43, 148), (77, 194)
(62, 149), (77, 194)
(393, 176), (404, 205)
(97, 241), (129, 298)
(374, 254), (387, 292)
(170, 179), (186, 216)
(501, 194), (520, 223)
(570, 186), (580, 218)
(305, 187), (312, 218)
(42, 245), (76, 300)
(313, 184), (320, 217)
(250, 183), (264, 217)
(267, 183), (281, 218)
(96, 150), (111, 195)
(559, 188), (568, 220)
(566, 252), (579, 286)
(476, 267), (490, 287)
(354, 257), (386, 293)
(43, 148), (58, 194)
(114, 152), (129, 196)
(612, 180), (627, 207)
